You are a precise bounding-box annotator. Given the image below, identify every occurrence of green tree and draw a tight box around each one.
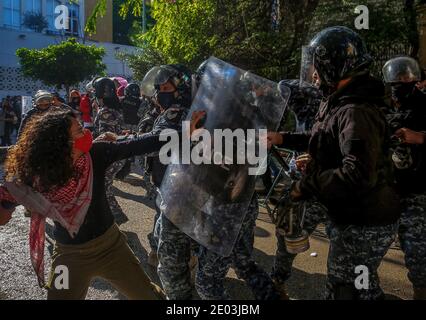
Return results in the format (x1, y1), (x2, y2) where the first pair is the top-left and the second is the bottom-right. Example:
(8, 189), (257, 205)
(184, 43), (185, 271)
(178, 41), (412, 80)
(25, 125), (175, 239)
(116, 41), (167, 81)
(16, 38), (106, 95)
(87, 0), (421, 80)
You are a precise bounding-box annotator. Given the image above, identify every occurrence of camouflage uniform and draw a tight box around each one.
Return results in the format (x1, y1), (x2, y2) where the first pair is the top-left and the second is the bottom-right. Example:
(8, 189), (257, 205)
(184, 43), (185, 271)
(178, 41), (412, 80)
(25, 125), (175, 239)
(398, 194), (426, 289)
(150, 107), (200, 299)
(384, 92), (426, 292)
(94, 106), (126, 216)
(195, 197), (281, 300)
(271, 196), (328, 284)
(157, 210), (194, 300)
(325, 222), (398, 300)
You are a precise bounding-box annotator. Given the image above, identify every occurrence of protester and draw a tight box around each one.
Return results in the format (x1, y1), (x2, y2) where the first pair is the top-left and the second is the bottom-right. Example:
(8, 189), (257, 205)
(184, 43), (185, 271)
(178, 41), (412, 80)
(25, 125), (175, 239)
(2, 100), (18, 146)
(0, 107), (204, 299)
(68, 90), (81, 111)
(18, 90), (53, 139)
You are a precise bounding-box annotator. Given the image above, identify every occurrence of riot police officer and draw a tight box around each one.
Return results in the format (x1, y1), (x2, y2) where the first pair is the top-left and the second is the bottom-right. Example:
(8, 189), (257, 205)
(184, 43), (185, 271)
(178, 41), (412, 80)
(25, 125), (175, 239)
(268, 26), (400, 300)
(382, 56), (426, 300)
(121, 83), (143, 132)
(93, 77), (128, 223)
(140, 64), (196, 299)
(115, 83), (144, 180)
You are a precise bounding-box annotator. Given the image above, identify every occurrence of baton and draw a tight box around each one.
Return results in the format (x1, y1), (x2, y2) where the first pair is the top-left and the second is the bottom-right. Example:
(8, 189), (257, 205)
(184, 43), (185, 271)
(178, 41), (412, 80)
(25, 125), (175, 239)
(270, 146), (290, 172)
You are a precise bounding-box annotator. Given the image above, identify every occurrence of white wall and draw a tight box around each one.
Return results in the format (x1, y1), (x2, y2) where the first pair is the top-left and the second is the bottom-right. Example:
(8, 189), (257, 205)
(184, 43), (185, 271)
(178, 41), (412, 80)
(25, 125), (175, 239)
(0, 28), (137, 98)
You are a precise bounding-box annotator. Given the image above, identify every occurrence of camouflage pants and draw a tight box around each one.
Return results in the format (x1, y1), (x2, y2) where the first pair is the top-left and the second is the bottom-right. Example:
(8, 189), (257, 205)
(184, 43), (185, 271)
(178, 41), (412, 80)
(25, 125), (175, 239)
(148, 203), (161, 252)
(325, 222), (398, 300)
(271, 198), (328, 284)
(195, 198), (280, 300)
(398, 193), (426, 289)
(105, 160), (125, 214)
(156, 213), (193, 300)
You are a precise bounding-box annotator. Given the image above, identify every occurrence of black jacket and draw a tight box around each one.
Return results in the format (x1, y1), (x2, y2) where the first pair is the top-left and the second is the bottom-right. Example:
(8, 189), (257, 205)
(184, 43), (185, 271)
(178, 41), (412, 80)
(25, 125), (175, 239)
(149, 107), (188, 187)
(54, 134), (168, 244)
(385, 90), (426, 195)
(280, 73), (400, 227)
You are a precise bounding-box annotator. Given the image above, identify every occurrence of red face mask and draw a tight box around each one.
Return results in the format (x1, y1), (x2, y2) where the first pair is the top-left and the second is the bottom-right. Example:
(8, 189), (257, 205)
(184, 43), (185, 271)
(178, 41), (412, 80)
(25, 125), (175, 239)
(73, 129), (93, 153)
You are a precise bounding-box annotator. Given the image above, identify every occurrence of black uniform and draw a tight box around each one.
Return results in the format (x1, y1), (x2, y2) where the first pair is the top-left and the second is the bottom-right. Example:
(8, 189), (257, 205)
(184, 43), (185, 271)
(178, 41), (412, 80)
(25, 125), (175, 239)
(279, 73), (400, 299)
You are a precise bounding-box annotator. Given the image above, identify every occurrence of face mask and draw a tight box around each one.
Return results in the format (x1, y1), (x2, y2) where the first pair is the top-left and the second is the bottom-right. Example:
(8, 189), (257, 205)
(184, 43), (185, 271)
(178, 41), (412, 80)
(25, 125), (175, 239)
(74, 129), (93, 153)
(391, 82), (416, 104)
(157, 91), (177, 109)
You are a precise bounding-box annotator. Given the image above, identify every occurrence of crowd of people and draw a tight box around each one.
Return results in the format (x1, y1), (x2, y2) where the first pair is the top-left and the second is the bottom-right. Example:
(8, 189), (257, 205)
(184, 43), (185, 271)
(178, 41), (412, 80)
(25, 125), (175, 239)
(0, 26), (425, 300)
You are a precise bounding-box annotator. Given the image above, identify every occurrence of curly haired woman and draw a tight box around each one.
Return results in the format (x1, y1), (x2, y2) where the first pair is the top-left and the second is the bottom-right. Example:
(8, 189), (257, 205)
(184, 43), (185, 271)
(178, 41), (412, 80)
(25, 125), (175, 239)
(0, 107), (204, 300)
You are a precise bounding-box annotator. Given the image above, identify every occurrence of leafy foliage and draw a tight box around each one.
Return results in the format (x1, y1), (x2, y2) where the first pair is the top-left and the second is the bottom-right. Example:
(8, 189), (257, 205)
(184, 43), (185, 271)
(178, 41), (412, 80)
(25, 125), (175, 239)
(16, 38), (106, 92)
(88, 0), (423, 80)
(22, 11), (48, 33)
(116, 42), (167, 81)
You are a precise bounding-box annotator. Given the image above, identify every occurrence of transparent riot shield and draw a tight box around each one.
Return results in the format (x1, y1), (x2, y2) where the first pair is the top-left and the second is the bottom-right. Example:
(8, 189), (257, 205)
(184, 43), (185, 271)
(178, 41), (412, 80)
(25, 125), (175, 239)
(299, 46), (319, 88)
(158, 57), (290, 256)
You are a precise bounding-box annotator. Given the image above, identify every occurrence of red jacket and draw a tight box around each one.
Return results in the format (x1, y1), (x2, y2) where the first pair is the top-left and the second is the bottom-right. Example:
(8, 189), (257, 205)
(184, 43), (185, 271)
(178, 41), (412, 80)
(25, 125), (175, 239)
(80, 94), (92, 123)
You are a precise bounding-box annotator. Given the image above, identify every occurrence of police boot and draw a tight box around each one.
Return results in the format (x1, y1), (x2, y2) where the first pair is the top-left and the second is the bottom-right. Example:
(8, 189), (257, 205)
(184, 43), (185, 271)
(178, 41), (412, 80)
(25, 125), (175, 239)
(413, 287), (426, 300)
(272, 280), (290, 300)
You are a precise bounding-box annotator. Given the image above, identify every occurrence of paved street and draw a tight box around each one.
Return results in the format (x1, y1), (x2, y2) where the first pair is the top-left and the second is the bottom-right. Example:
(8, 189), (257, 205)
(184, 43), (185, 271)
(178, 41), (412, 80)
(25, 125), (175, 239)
(0, 166), (412, 300)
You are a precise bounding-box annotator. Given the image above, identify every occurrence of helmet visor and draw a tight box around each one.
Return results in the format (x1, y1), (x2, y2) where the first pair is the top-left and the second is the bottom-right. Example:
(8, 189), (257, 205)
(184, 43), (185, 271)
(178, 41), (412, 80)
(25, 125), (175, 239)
(383, 57), (421, 84)
(141, 66), (177, 97)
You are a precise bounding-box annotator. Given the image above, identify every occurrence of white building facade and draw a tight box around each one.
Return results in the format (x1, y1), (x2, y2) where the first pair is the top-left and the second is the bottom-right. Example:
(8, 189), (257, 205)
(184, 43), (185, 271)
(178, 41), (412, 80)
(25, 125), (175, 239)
(0, 0), (136, 98)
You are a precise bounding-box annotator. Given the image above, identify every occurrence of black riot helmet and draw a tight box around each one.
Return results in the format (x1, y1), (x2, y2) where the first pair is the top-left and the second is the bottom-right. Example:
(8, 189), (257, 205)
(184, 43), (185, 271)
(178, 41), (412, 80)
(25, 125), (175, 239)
(141, 64), (192, 109)
(383, 56), (422, 104)
(94, 77), (119, 108)
(382, 56), (421, 84)
(125, 83), (141, 98)
(303, 26), (373, 95)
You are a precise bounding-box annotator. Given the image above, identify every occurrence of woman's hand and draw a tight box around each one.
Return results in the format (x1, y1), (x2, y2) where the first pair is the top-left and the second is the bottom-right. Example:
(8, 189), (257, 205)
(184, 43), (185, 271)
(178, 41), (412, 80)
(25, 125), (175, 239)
(395, 128), (425, 145)
(121, 130), (131, 136)
(267, 132), (284, 149)
(190, 110), (207, 135)
(95, 132), (118, 142)
(295, 153), (312, 173)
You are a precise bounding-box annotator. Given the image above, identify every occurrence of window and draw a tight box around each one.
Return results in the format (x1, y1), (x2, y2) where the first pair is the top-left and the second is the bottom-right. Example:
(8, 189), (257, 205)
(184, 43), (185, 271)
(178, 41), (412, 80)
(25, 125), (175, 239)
(65, 3), (80, 36)
(22, 0), (43, 31)
(3, 0), (21, 29)
(45, 0), (61, 32)
(24, 0), (41, 14)
(45, 0), (80, 36)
